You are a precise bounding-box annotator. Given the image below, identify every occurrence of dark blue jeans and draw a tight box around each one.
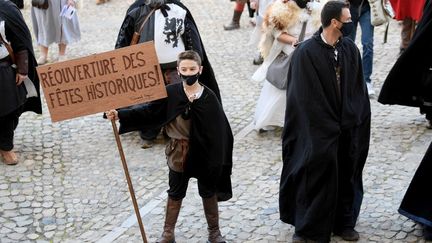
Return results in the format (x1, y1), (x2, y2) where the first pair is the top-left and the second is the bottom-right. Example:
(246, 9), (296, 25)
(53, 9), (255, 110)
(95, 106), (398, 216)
(348, 4), (374, 84)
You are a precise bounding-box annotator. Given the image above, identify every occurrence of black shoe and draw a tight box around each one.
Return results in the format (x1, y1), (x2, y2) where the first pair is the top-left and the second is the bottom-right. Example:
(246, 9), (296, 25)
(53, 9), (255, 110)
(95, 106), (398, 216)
(292, 233), (306, 243)
(334, 228), (359, 241)
(252, 55), (264, 65)
(424, 226), (432, 241)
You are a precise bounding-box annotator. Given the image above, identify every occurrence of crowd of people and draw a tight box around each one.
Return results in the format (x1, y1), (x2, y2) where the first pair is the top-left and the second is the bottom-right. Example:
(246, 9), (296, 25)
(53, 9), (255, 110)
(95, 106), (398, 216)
(1, 0), (431, 242)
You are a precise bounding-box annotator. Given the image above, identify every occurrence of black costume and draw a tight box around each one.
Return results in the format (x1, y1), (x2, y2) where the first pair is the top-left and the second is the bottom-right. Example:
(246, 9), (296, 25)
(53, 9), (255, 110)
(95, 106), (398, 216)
(378, 0), (432, 123)
(0, 0), (42, 151)
(385, 1), (432, 238)
(116, 0), (220, 98)
(117, 82), (233, 201)
(399, 142), (432, 229)
(280, 29), (371, 242)
(116, 0), (221, 141)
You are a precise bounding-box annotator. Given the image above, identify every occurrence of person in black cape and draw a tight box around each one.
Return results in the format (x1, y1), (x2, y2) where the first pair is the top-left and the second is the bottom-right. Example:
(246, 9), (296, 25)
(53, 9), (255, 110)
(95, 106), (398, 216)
(398, 142), (432, 241)
(381, 0), (432, 240)
(106, 50), (232, 243)
(280, 2), (371, 242)
(0, 0), (42, 165)
(378, 0), (432, 129)
(116, 0), (221, 148)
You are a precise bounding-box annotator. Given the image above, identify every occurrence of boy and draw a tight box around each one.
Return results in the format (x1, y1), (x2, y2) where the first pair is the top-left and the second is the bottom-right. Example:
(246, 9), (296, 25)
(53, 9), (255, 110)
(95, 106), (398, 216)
(106, 50), (233, 243)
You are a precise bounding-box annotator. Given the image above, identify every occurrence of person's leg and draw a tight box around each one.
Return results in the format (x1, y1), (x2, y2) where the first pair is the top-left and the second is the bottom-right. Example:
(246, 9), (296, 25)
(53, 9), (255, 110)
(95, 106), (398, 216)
(358, 7), (374, 95)
(37, 45), (49, 64)
(424, 226), (432, 241)
(198, 179), (226, 243)
(58, 43), (67, 61)
(347, 5), (360, 42)
(400, 18), (415, 54)
(334, 118), (370, 241)
(0, 109), (21, 165)
(223, 0), (246, 31)
(157, 170), (188, 243)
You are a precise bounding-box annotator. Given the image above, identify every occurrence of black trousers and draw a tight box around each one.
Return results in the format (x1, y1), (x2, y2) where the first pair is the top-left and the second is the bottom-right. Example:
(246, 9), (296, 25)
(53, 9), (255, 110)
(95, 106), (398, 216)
(167, 169), (216, 200)
(0, 108), (21, 151)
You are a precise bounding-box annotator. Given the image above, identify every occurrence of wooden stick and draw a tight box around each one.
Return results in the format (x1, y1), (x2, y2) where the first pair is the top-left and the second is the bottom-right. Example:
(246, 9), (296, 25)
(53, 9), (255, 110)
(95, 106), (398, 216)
(111, 120), (148, 243)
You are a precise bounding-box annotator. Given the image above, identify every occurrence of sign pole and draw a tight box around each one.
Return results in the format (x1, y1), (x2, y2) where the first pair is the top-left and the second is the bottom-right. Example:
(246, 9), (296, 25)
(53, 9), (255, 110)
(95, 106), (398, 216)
(111, 120), (148, 243)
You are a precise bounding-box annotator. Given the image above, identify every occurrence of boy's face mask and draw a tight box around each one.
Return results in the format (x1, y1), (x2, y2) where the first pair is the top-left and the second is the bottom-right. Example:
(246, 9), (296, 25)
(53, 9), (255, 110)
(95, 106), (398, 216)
(180, 72), (200, 85)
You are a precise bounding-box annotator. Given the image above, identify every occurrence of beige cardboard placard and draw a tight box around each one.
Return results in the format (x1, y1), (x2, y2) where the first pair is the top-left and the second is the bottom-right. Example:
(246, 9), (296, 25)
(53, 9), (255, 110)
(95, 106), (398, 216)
(37, 41), (167, 122)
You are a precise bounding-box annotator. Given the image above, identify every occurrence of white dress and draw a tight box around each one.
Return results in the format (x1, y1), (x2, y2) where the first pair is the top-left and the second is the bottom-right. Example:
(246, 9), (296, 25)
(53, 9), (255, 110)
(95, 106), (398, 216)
(252, 11), (317, 131)
(31, 0), (81, 47)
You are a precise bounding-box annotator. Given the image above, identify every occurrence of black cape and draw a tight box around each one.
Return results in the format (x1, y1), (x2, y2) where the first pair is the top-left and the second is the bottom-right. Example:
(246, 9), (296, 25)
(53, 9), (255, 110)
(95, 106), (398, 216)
(378, 1), (432, 110)
(115, 0), (221, 102)
(399, 142), (432, 227)
(0, 0), (42, 115)
(280, 30), (371, 241)
(117, 82), (233, 201)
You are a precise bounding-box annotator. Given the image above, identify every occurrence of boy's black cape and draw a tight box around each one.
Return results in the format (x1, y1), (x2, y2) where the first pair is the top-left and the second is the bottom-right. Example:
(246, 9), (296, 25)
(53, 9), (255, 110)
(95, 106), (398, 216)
(117, 82), (233, 201)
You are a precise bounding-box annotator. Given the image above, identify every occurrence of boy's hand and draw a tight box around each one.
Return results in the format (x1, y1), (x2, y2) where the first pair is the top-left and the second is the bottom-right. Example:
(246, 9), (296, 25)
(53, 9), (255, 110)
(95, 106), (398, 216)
(105, 110), (119, 121)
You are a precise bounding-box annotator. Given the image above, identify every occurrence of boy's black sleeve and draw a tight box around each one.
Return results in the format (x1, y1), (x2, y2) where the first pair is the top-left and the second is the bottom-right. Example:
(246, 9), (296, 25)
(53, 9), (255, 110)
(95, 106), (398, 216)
(117, 98), (168, 134)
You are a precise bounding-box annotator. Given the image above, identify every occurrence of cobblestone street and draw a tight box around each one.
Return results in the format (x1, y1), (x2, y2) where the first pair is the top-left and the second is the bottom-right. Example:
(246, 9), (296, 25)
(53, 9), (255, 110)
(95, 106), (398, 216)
(1, 0), (431, 242)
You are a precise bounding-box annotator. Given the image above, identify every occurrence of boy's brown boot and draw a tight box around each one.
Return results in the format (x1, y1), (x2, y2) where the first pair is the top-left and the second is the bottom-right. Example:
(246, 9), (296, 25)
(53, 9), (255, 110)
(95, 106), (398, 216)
(203, 195), (226, 243)
(157, 197), (182, 243)
(0, 150), (18, 165)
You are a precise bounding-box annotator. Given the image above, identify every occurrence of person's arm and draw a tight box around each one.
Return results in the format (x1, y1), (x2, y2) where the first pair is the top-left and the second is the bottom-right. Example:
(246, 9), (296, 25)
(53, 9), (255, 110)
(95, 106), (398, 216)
(277, 32), (298, 46)
(5, 21), (28, 85)
(14, 50), (28, 85)
(106, 99), (167, 126)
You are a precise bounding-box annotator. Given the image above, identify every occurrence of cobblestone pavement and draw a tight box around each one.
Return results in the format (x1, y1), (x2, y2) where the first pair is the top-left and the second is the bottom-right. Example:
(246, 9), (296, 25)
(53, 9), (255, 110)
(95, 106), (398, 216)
(1, 1), (432, 242)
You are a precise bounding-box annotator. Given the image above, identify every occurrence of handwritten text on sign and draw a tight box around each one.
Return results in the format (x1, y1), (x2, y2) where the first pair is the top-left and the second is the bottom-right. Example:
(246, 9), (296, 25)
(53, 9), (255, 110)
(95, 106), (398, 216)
(37, 42), (167, 122)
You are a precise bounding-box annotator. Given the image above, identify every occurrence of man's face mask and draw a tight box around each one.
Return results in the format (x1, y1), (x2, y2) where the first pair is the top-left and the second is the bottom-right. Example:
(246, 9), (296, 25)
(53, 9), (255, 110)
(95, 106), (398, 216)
(180, 72), (200, 86)
(337, 20), (354, 37)
(294, 0), (309, 9)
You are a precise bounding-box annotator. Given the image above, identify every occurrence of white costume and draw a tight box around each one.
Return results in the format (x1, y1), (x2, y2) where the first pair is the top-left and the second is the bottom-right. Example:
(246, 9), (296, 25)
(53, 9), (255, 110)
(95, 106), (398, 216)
(252, 0), (324, 130)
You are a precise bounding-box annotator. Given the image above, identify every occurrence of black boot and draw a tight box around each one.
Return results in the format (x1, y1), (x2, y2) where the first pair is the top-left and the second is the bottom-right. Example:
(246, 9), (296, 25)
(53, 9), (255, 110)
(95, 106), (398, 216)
(203, 195), (226, 243)
(223, 10), (242, 30)
(156, 197), (182, 243)
(424, 226), (432, 241)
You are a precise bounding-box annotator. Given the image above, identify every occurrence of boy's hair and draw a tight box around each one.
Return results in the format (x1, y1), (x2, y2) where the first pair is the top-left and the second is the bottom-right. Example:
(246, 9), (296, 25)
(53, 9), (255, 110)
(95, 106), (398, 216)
(177, 50), (202, 66)
(321, 1), (350, 28)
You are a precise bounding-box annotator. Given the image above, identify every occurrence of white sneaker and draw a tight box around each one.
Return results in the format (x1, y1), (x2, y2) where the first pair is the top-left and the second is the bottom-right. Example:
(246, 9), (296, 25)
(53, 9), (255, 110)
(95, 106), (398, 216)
(37, 55), (47, 65)
(366, 82), (375, 96)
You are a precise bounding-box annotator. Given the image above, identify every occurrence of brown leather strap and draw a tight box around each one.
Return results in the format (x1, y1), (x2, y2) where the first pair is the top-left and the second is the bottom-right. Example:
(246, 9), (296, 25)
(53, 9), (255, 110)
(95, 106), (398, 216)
(130, 8), (156, 45)
(0, 34), (15, 64)
(298, 21), (308, 42)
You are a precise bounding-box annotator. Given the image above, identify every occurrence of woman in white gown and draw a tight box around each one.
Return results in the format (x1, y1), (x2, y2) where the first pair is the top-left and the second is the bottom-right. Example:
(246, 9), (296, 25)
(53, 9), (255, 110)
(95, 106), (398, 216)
(252, 0), (324, 131)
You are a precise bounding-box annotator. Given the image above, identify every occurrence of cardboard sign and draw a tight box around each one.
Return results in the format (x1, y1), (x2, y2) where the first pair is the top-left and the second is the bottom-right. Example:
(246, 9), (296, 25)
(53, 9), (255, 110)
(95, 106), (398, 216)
(37, 42), (167, 122)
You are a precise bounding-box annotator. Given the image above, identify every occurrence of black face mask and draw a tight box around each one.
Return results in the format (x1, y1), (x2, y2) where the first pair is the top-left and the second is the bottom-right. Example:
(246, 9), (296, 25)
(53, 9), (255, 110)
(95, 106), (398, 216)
(294, 0), (309, 9)
(337, 21), (354, 37)
(180, 73), (200, 85)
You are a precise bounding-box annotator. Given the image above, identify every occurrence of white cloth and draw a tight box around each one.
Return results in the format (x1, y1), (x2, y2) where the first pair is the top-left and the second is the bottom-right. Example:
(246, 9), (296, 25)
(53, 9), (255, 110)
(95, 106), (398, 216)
(252, 8), (318, 130)
(31, 0), (81, 47)
(254, 80), (286, 130)
(0, 21), (9, 59)
(248, 0), (274, 47)
(154, 3), (186, 64)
